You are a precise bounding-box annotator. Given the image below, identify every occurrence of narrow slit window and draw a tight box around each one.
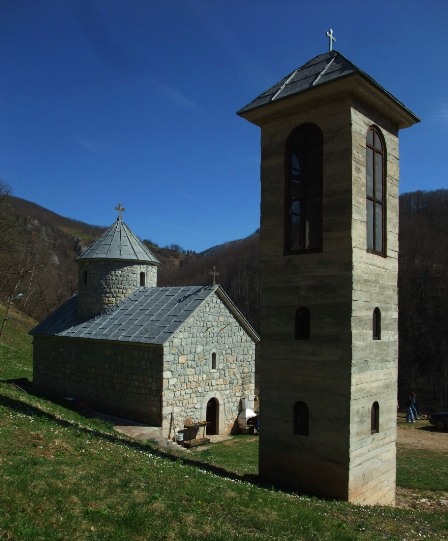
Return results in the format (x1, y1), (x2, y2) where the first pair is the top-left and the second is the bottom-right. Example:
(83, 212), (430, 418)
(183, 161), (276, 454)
(295, 307), (310, 340)
(373, 307), (381, 340)
(293, 401), (309, 436)
(140, 272), (145, 287)
(371, 402), (380, 434)
(83, 270), (88, 285)
(212, 352), (217, 370)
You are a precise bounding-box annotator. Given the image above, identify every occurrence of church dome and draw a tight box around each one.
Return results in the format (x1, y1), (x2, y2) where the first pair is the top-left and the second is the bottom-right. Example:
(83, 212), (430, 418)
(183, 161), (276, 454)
(77, 205), (160, 318)
(77, 215), (160, 264)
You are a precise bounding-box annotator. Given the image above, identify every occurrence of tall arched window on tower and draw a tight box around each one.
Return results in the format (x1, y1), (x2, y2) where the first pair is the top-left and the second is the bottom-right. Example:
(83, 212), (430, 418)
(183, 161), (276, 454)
(293, 401), (309, 436)
(366, 127), (386, 255)
(373, 307), (381, 340)
(285, 123), (323, 254)
(295, 306), (310, 340)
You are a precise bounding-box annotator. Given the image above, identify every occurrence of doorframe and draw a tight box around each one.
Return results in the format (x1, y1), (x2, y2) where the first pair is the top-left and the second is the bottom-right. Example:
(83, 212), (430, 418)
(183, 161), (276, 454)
(202, 391), (225, 435)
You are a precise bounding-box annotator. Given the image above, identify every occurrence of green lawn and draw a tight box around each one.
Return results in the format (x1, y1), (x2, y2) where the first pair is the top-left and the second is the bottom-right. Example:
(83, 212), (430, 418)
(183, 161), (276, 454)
(397, 446), (448, 491)
(0, 308), (447, 540)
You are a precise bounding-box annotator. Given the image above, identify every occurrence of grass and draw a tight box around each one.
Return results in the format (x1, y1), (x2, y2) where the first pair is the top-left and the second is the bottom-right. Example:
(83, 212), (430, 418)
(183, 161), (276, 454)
(192, 435), (259, 476)
(0, 301), (34, 380)
(397, 446), (448, 491)
(0, 310), (447, 540)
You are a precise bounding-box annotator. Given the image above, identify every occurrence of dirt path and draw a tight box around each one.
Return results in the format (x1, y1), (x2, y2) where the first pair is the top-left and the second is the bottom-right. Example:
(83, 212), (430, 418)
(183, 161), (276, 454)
(397, 416), (447, 451)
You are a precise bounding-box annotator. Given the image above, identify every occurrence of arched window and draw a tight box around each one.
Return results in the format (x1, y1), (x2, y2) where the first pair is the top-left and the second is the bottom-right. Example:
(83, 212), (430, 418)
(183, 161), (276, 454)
(293, 401), (309, 436)
(140, 272), (145, 287)
(366, 127), (386, 255)
(211, 352), (217, 370)
(83, 270), (88, 285)
(295, 307), (310, 340)
(373, 307), (381, 340)
(285, 124), (323, 254)
(371, 401), (380, 434)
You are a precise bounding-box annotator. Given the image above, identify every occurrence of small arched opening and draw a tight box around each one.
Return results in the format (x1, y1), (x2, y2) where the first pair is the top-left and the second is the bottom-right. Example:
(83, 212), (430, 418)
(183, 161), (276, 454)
(373, 307), (381, 340)
(293, 401), (309, 436)
(371, 401), (380, 434)
(295, 307), (310, 340)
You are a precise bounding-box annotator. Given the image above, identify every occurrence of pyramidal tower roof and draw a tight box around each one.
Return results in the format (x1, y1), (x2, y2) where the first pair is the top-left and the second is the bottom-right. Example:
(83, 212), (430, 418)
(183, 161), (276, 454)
(77, 209), (160, 264)
(237, 50), (419, 128)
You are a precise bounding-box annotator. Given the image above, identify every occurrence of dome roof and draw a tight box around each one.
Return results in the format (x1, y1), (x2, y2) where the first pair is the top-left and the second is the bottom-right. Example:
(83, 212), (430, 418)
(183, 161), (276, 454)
(77, 216), (160, 264)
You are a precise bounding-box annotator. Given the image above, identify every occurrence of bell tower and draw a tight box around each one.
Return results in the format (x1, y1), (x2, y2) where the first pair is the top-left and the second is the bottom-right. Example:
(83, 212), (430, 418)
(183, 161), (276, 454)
(238, 49), (419, 505)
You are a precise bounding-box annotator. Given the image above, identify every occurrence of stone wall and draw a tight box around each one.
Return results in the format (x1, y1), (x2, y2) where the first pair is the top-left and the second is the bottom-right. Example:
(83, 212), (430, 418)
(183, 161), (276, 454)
(33, 336), (163, 424)
(255, 91), (401, 504)
(162, 293), (256, 436)
(257, 97), (354, 501)
(33, 290), (256, 436)
(349, 104), (400, 505)
(77, 260), (158, 317)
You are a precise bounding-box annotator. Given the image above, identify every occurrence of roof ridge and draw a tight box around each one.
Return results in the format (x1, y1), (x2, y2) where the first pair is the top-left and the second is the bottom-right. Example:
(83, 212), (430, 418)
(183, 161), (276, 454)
(312, 56), (336, 87)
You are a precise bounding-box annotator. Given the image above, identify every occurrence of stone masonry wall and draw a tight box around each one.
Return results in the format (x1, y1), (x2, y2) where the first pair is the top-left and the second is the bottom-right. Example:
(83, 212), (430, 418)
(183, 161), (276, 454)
(33, 336), (163, 424)
(349, 103), (400, 505)
(77, 261), (158, 318)
(162, 293), (256, 436)
(257, 97), (355, 500)
(255, 91), (401, 505)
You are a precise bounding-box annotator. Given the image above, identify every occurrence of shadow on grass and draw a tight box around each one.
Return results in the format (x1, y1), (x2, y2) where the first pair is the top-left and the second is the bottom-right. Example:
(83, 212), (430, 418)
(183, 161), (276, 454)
(0, 380), (284, 494)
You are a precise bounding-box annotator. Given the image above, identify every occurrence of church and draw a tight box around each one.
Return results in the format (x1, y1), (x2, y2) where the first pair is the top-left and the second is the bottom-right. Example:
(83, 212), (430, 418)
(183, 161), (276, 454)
(33, 34), (419, 506)
(31, 208), (258, 438)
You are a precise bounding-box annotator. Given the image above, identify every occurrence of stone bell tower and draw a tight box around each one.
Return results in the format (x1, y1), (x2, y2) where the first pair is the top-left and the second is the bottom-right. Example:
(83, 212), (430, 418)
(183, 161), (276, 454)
(238, 48), (419, 505)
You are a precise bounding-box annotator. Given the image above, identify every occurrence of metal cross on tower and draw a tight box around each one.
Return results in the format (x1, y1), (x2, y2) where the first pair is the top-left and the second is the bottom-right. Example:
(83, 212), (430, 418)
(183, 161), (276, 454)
(326, 28), (336, 52)
(115, 202), (125, 219)
(209, 265), (220, 285)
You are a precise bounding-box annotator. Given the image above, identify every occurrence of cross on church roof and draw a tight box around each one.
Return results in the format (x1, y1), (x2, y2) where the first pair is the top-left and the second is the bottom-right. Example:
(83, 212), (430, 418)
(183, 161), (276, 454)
(209, 265), (220, 285)
(115, 202), (125, 220)
(326, 28), (336, 52)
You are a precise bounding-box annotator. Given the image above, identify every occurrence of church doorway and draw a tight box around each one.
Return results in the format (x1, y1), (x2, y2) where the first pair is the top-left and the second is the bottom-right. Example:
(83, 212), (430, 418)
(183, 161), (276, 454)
(206, 397), (219, 435)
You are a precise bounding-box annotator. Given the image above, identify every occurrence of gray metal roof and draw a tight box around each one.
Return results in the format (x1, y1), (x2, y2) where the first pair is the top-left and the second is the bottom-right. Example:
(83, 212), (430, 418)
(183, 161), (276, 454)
(30, 285), (259, 345)
(237, 50), (419, 124)
(77, 216), (160, 264)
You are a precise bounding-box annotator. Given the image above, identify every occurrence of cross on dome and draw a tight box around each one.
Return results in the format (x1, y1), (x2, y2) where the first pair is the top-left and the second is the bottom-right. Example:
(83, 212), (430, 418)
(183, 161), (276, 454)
(326, 28), (336, 52)
(115, 202), (125, 220)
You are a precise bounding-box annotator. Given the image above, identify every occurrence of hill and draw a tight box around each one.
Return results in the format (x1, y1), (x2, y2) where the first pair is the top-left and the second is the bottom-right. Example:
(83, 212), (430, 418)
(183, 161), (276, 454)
(0, 318), (447, 539)
(0, 189), (447, 409)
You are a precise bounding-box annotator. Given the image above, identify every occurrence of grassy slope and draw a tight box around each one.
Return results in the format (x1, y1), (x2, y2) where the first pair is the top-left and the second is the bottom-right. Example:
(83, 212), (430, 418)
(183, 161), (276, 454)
(0, 302), (35, 380)
(0, 312), (447, 541)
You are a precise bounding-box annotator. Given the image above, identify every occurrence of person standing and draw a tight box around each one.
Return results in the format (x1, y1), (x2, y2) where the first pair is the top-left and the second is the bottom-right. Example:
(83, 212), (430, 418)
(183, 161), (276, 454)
(406, 394), (416, 423)
(411, 392), (420, 420)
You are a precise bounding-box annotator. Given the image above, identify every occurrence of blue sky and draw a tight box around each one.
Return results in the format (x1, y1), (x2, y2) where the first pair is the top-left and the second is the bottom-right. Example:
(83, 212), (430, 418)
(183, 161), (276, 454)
(0, 1), (446, 252)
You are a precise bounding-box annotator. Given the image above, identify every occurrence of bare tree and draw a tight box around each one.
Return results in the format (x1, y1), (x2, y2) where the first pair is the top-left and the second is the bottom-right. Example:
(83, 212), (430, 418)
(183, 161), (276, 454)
(0, 179), (17, 255)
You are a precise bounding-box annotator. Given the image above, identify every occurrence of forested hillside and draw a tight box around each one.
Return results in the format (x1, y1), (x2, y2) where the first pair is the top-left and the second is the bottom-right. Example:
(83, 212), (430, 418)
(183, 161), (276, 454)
(398, 190), (448, 410)
(0, 181), (446, 409)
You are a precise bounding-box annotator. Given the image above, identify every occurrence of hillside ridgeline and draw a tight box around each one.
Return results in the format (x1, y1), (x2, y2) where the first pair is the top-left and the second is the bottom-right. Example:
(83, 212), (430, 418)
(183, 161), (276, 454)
(0, 188), (447, 410)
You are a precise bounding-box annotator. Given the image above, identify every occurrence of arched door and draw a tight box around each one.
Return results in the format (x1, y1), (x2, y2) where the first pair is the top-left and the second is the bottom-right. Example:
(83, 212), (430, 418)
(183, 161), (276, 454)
(206, 397), (219, 435)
